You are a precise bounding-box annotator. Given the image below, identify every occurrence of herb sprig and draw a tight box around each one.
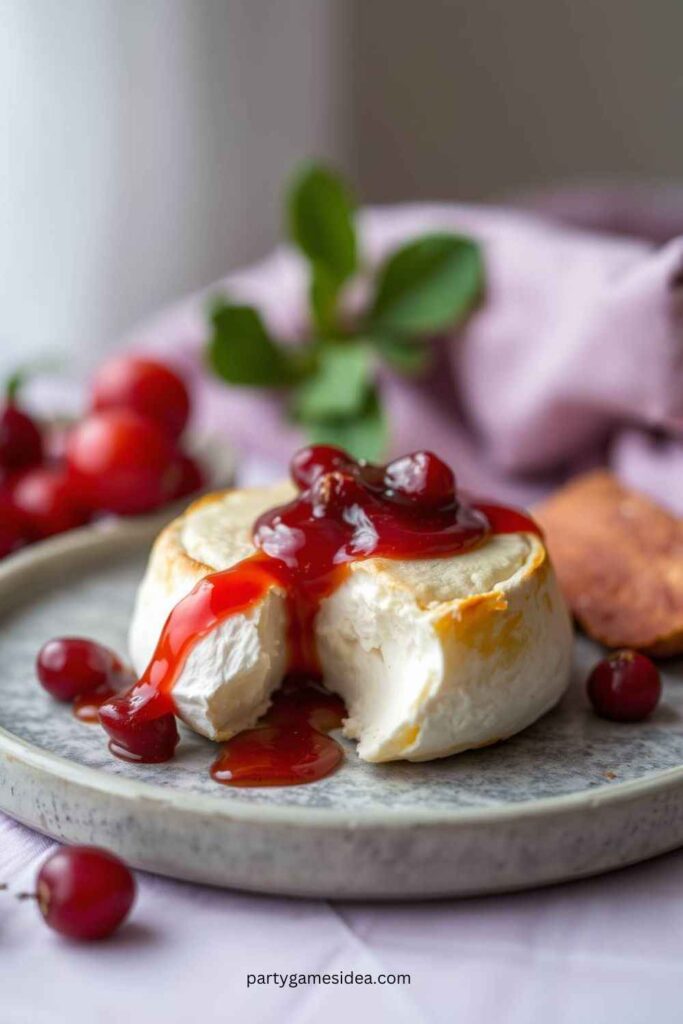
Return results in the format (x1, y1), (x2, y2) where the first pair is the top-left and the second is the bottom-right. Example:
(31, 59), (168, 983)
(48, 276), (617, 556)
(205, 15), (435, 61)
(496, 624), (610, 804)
(207, 163), (484, 459)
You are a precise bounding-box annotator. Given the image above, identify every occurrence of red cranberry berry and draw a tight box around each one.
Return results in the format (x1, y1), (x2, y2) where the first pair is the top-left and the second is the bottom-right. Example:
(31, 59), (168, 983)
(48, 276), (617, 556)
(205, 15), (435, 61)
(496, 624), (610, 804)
(92, 356), (191, 440)
(12, 465), (89, 538)
(587, 650), (661, 722)
(384, 451), (456, 509)
(36, 637), (128, 702)
(0, 491), (31, 557)
(169, 451), (204, 500)
(0, 383), (44, 472)
(290, 445), (354, 490)
(99, 694), (179, 763)
(66, 409), (177, 515)
(37, 846), (135, 940)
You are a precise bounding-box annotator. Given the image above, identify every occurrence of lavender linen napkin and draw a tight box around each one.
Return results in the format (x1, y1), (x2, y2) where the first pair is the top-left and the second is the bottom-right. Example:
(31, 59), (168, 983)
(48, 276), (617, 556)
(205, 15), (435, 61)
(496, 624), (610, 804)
(126, 196), (683, 512)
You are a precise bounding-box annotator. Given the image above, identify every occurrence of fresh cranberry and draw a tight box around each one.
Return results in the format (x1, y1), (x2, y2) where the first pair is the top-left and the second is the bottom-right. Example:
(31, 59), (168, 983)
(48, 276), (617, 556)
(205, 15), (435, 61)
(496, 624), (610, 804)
(0, 402), (43, 471)
(0, 490), (31, 557)
(99, 694), (179, 763)
(37, 846), (135, 940)
(11, 465), (89, 538)
(92, 356), (191, 440)
(66, 409), (177, 515)
(290, 445), (354, 490)
(384, 451), (456, 509)
(169, 451), (204, 500)
(587, 650), (661, 722)
(36, 637), (129, 702)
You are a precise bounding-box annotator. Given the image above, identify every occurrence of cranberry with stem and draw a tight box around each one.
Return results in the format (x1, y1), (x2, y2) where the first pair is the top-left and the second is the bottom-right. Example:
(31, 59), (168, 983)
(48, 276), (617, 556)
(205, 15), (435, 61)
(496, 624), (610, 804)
(37, 846), (136, 940)
(0, 375), (43, 472)
(587, 650), (661, 722)
(36, 637), (130, 702)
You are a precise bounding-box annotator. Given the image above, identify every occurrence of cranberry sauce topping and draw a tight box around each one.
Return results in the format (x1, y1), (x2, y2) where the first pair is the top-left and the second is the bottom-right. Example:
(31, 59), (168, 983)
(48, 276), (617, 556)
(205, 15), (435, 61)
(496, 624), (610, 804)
(73, 685), (120, 724)
(99, 446), (540, 770)
(253, 449), (491, 672)
(211, 679), (345, 787)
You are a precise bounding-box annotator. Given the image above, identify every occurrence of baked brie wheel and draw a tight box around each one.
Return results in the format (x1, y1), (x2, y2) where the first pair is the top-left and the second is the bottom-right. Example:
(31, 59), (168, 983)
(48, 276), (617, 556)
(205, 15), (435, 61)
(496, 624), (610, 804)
(129, 483), (573, 763)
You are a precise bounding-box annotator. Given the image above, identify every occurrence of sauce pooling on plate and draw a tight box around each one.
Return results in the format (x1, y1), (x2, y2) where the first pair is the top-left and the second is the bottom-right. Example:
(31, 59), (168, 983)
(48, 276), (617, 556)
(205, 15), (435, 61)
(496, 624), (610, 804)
(210, 679), (345, 787)
(99, 446), (539, 784)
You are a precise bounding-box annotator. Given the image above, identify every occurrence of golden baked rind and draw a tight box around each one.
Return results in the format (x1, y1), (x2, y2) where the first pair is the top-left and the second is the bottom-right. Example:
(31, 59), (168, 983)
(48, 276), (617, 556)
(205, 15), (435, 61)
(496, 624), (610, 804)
(129, 483), (574, 762)
(534, 471), (683, 656)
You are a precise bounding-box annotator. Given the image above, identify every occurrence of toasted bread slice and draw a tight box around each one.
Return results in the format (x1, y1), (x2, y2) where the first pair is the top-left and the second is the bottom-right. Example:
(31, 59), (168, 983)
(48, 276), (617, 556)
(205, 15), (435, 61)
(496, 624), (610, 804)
(534, 471), (683, 656)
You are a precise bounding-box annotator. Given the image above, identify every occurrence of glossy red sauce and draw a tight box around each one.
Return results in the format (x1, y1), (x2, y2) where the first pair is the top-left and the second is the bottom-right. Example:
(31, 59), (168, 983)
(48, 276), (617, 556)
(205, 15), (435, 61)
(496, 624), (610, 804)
(73, 684), (118, 724)
(99, 447), (540, 783)
(211, 680), (345, 787)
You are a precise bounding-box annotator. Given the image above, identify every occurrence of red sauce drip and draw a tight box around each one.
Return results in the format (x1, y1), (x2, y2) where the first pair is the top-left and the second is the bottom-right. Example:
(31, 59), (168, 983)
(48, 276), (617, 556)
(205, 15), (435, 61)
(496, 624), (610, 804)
(99, 447), (541, 782)
(73, 685), (118, 724)
(475, 502), (540, 537)
(211, 679), (345, 787)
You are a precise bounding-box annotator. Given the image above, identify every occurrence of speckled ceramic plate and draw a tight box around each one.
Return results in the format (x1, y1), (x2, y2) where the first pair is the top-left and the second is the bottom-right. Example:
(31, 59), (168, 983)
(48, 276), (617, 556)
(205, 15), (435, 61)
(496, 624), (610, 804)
(1, 522), (683, 899)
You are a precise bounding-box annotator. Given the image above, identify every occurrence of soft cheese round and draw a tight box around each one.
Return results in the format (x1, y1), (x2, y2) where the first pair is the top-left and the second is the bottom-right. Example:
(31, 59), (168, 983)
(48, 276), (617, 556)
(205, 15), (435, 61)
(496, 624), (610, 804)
(129, 483), (573, 762)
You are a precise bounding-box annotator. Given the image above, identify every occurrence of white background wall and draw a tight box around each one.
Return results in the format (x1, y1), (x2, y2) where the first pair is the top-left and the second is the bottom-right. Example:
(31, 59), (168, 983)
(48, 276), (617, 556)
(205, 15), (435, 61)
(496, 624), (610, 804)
(0, 0), (350, 373)
(1, 0), (682, 377)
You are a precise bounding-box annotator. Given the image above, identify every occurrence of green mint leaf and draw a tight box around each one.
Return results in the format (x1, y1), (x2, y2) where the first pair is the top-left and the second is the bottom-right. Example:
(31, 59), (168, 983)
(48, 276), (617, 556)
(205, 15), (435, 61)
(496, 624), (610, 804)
(304, 386), (387, 461)
(309, 263), (339, 336)
(287, 163), (358, 285)
(368, 233), (484, 335)
(291, 342), (372, 421)
(207, 301), (296, 387)
(371, 335), (430, 376)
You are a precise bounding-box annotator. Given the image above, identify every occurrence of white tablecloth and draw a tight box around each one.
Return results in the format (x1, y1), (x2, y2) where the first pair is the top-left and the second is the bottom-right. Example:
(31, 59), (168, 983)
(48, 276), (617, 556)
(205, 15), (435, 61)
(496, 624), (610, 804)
(3, 811), (683, 1024)
(3, 458), (683, 1024)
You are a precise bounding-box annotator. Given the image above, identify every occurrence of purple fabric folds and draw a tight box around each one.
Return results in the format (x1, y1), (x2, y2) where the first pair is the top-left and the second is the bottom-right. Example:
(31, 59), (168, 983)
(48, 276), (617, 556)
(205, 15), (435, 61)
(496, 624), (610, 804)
(127, 191), (683, 511)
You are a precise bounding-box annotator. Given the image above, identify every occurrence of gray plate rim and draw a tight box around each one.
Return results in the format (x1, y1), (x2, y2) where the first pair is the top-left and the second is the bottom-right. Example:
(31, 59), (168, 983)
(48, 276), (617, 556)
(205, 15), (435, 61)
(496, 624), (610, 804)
(2, 520), (683, 831)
